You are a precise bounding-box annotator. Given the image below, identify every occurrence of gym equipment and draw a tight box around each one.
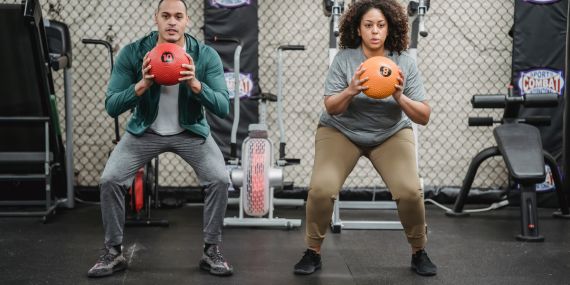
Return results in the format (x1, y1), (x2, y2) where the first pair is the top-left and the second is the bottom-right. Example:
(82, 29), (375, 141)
(446, 88), (570, 241)
(148, 43), (190, 86)
(330, 0), (430, 233)
(360, 56), (398, 99)
(562, 1), (570, 217)
(44, 19), (75, 210)
(222, 40), (305, 228)
(0, 0), (74, 222)
(82, 39), (168, 227)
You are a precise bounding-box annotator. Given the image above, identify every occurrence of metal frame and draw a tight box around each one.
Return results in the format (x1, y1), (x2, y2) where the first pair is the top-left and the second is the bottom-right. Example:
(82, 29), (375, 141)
(44, 18), (76, 209)
(62, 59), (75, 208)
(225, 135), (302, 229)
(0, 119), (58, 222)
(224, 122), (304, 229)
(0, 1), (75, 221)
(445, 92), (569, 240)
(223, 42), (304, 229)
(225, 184), (302, 229)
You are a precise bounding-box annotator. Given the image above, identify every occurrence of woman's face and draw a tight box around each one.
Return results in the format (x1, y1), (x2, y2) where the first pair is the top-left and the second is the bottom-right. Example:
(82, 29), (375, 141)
(358, 8), (388, 51)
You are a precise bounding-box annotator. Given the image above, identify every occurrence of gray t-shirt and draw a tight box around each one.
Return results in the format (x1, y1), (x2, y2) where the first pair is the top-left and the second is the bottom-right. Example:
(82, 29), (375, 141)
(320, 47), (426, 146)
(150, 83), (185, 136)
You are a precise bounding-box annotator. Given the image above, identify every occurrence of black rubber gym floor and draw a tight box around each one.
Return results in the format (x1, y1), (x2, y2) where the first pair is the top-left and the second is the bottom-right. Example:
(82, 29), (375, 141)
(0, 203), (569, 285)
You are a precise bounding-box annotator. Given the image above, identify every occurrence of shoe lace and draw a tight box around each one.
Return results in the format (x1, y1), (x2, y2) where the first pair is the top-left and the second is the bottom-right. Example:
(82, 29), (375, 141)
(415, 250), (431, 264)
(301, 249), (316, 263)
(208, 246), (226, 263)
(96, 248), (117, 264)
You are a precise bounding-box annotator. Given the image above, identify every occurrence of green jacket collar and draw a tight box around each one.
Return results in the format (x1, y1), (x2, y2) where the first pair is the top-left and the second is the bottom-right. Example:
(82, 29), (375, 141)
(136, 31), (199, 57)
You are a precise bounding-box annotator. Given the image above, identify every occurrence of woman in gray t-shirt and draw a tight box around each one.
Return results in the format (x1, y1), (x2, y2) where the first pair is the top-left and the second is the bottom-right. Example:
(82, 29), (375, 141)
(293, 0), (437, 277)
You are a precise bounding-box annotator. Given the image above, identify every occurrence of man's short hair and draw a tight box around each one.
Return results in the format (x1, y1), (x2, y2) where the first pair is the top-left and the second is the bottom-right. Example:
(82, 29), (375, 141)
(157, 0), (188, 11)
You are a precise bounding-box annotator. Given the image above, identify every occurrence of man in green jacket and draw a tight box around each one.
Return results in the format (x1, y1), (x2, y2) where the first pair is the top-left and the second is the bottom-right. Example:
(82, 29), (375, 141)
(88, 0), (233, 278)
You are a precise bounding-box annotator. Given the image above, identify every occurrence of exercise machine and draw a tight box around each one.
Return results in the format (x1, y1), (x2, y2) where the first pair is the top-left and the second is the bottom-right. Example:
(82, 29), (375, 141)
(82, 39), (168, 227)
(446, 88), (570, 241)
(558, 0), (570, 218)
(222, 41), (305, 229)
(0, 0), (74, 222)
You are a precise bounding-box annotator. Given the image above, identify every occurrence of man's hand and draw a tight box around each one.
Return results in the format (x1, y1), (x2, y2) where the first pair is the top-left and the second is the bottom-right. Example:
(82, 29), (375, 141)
(180, 54), (202, 93)
(135, 52), (154, 96)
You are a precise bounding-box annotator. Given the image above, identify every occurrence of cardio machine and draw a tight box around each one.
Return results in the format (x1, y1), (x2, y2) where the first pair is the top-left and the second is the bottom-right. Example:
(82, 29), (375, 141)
(446, 88), (570, 241)
(213, 36), (305, 229)
(82, 39), (168, 227)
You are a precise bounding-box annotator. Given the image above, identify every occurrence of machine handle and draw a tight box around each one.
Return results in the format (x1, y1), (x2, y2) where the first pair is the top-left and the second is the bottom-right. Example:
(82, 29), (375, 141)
(523, 93), (558, 107)
(82, 38), (118, 142)
(208, 36), (241, 45)
(279, 142), (286, 160)
(82, 38), (114, 70)
(468, 117), (495, 126)
(207, 36), (242, 151)
(278, 45), (305, 51)
(471, 95), (506, 108)
(472, 93), (558, 109)
(521, 116), (551, 126)
(230, 143), (237, 159)
(82, 38), (111, 48)
(331, 0), (342, 37)
(49, 54), (68, 71)
(418, 0), (429, 37)
(0, 116), (50, 123)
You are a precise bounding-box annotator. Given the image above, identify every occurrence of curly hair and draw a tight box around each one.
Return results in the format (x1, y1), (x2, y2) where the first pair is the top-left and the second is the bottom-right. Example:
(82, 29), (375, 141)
(338, 0), (409, 54)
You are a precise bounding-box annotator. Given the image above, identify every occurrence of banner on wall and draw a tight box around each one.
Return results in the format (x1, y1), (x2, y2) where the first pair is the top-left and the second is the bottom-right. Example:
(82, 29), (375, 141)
(203, 0), (260, 158)
(511, 0), (567, 194)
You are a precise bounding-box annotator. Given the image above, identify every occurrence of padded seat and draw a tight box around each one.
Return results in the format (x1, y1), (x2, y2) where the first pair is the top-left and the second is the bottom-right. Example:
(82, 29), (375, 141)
(493, 123), (545, 184)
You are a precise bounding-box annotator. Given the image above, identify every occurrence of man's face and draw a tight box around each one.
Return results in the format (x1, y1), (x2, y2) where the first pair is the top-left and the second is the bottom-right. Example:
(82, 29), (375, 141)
(155, 0), (188, 45)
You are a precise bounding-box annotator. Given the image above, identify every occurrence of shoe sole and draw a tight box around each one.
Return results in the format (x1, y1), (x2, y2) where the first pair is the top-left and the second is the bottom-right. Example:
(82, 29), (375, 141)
(293, 264), (321, 275)
(199, 260), (233, 276)
(87, 262), (128, 278)
(411, 265), (437, 276)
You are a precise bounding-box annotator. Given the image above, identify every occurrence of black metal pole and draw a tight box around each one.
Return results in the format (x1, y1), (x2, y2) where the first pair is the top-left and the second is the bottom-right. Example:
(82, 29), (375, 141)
(81, 39), (120, 143)
(562, 2), (570, 203)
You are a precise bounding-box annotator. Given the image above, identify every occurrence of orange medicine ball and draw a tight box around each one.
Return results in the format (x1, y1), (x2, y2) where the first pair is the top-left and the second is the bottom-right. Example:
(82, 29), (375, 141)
(359, 56), (399, 99)
(148, 43), (190, 86)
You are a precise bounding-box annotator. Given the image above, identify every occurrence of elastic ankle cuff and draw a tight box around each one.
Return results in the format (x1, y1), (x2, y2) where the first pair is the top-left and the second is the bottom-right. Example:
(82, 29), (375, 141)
(305, 237), (323, 249)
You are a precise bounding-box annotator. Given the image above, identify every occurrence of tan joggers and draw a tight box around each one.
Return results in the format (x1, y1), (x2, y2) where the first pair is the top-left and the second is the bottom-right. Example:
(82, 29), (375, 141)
(305, 126), (427, 249)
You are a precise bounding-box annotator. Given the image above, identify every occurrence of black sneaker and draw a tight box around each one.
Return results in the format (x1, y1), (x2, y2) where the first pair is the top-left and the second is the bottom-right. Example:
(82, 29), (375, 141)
(411, 249), (437, 276)
(293, 249), (322, 275)
(87, 246), (127, 278)
(199, 244), (233, 276)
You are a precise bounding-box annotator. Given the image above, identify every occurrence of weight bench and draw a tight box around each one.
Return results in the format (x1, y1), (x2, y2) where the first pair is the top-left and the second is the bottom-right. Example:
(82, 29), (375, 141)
(446, 92), (570, 241)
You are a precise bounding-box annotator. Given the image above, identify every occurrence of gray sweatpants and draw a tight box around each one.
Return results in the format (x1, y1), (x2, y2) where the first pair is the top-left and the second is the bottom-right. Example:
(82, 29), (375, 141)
(99, 131), (229, 247)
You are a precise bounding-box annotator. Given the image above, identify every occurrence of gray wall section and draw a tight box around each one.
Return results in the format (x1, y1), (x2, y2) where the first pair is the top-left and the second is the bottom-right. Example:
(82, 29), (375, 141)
(2, 0), (515, 189)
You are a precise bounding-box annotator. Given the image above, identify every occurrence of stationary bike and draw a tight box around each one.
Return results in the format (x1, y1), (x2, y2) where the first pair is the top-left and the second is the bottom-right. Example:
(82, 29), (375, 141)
(446, 87), (569, 241)
(218, 41), (305, 228)
(82, 39), (168, 227)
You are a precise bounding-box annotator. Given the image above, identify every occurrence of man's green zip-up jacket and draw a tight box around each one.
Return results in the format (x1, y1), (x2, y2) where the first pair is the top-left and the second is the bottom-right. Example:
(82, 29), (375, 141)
(105, 31), (229, 138)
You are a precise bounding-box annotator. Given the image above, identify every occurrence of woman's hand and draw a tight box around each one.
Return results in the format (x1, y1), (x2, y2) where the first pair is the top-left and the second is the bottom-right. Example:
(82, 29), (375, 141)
(324, 64), (371, 115)
(391, 69), (431, 125)
(347, 63), (369, 96)
(392, 69), (404, 102)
